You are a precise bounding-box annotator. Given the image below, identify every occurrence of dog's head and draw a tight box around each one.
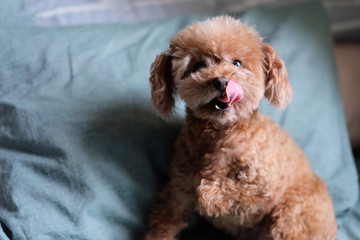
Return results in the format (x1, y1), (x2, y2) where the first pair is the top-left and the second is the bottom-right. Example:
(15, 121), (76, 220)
(150, 16), (292, 124)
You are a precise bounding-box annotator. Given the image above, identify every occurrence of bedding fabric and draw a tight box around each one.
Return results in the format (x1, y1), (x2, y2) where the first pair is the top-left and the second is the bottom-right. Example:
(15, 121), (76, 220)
(0, 1), (358, 240)
(20, 0), (360, 40)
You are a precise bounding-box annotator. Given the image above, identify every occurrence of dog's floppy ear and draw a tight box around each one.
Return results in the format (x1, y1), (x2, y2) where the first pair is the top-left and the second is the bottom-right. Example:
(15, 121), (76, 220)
(149, 51), (175, 118)
(262, 43), (292, 108)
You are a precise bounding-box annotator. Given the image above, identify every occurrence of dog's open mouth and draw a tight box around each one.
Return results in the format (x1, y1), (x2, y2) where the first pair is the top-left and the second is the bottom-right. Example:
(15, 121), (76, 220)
(211, 98), (231, 111)
(211, 80), (244, 112)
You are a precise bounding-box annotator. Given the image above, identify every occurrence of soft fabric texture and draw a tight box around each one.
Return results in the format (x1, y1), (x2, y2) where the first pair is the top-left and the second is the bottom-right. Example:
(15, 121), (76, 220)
(20, 0), (360, 40)
(0, 1), (358, 240)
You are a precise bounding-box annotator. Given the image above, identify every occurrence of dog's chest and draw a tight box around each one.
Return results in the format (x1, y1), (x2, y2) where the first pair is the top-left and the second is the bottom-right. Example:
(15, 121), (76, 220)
(193, 147), (272, 223)
(179, 119), (275, 225)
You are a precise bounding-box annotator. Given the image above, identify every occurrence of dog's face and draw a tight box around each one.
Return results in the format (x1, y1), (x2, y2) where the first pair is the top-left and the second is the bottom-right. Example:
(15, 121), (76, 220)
(150, 16), (292, 124)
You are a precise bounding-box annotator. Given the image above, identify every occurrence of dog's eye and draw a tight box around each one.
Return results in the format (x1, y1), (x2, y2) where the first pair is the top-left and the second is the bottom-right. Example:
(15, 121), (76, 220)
(232, 60), (242, 68)
(192, 62), (205, 73)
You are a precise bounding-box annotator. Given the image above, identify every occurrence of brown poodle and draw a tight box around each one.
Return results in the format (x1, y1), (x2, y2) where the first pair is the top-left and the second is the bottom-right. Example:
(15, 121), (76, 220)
(145, 16), (337, 240)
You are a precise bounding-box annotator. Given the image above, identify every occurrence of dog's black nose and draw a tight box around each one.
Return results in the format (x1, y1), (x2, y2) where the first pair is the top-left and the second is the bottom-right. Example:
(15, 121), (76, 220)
(213, 77), (228, 92)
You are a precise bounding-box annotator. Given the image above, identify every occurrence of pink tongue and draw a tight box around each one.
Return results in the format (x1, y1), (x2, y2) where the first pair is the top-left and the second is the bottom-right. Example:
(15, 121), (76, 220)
(217, 80), (243, 104)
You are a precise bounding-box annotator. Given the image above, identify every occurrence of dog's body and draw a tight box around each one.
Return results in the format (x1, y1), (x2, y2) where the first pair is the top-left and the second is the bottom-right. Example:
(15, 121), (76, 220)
(146, 16), (337, 240)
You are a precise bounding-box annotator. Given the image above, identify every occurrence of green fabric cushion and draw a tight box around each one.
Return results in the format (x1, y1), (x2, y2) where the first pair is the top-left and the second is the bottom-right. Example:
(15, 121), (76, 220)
(0, 1), (358, 239)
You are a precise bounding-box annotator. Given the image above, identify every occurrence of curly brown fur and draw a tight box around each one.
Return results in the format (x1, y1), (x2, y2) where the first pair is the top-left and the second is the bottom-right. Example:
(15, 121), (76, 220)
(145, 16), (337, 240)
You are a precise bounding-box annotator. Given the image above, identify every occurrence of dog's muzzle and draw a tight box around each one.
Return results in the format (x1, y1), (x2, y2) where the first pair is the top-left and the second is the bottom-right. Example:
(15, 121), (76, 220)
(211, 78), (243, 110)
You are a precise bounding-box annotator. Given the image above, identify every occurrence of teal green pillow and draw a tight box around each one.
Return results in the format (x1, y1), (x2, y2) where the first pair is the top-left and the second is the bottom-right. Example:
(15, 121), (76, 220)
(0, 1), (357, 239)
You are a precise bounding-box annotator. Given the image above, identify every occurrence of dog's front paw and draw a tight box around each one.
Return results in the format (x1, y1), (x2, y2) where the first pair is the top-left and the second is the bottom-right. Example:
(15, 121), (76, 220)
(197, 178), (233, 217)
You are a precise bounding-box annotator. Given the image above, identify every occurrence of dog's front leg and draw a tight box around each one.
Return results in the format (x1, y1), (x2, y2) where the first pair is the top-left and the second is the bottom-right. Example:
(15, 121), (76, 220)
(145, 179), (194, 240)
(197, 177), (234, 217)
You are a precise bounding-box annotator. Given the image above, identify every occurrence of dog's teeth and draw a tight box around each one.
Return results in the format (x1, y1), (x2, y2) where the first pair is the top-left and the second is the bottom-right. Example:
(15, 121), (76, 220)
(215, 105), (221, 110)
